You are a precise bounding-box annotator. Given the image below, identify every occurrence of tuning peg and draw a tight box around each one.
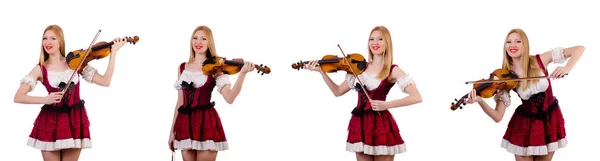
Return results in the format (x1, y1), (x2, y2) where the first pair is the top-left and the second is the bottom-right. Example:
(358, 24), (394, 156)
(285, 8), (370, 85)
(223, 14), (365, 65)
(454, 98), (457, 101)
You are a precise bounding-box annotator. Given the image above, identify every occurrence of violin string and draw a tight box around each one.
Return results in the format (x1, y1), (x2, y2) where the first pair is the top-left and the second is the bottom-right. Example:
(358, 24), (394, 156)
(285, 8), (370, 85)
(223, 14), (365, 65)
(466, 75), (567, 84)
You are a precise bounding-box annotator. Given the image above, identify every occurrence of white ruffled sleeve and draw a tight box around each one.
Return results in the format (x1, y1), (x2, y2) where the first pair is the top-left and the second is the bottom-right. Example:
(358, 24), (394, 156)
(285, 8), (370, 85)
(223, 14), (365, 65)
(345, 73), (356, 89)
(551, 47), (567, 64)
(81, 65), (97, 83)
(174, 80), (182, 90)
(20, 75), (37, 92)
(493, 90), (511, 107)
(396, 74), (416, 93)
(215, 74), (231, 93)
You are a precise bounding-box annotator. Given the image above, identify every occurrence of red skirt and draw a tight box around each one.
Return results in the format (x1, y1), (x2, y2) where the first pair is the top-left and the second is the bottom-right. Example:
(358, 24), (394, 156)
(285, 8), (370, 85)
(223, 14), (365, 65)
(173, 105), (228, 151)
(501, 103), (567, 156)
(346, 110), (406, 155)
(27, 105), (92, 151)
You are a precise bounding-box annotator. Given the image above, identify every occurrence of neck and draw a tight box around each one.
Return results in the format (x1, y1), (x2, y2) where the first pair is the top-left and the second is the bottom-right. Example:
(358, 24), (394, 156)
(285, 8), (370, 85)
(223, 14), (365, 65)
(47, 53), (64, 64)
(371, 54), (384, 66)
(193, 52), (206, 64)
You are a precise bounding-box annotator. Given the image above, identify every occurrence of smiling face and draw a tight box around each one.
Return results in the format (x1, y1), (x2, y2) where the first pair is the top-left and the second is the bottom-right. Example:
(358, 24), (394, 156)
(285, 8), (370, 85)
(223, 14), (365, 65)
(505, 32), (524, 58)
(42, 30), (61, 55)
(191, 30), (208, 54)
(369, 30), (385, 55)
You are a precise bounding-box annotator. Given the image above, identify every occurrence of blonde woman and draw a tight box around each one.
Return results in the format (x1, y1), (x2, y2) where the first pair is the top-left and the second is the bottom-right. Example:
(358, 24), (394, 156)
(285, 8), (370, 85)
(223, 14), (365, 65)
(305, 26), (423, 161)
(465, 28), (584, 161)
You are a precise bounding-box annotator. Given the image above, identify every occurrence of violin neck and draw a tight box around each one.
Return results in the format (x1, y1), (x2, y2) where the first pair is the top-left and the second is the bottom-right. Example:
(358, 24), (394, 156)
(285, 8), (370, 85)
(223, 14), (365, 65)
(300, 59), (339, 65)
(91, 41), (114, 51)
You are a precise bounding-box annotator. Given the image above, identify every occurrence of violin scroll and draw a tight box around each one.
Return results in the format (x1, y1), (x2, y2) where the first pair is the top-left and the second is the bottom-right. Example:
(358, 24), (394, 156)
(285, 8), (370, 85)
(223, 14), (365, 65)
(450, 68), (519, 111)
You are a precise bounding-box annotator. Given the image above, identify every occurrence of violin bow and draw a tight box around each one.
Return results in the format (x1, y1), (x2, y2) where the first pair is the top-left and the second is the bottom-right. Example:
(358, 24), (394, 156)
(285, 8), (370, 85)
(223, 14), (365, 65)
(336, 44), (372, 102)
(54, 30), (102, 106)
(465, 74), (568, 84)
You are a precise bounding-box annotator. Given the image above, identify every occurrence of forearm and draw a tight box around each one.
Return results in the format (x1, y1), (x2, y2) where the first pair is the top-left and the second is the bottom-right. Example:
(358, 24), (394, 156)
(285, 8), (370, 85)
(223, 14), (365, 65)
(225, 73), (247, 102)
(169, 105), (179, 133)
(102, 53), (117, 83)
(319, 71), (341, 96)
(565, 48), (584, 71)
(14, 94), (45, 104)
(478, 100), (502, 122)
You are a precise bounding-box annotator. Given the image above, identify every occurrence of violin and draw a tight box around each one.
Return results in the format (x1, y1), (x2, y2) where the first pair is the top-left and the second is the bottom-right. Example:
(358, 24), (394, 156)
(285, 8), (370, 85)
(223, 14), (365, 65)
(450, 68), (519, 111)
(202, 56), (271, 76)
(66, 36), (139, 72)
(291, 53), (368, 75)
(450, 68), (568, 111)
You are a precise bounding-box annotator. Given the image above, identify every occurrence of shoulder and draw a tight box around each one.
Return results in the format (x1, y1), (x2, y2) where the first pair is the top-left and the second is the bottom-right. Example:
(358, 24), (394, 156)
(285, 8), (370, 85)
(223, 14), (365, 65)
(29, 64), (43, 77)
(390, 65), (406, 79)
(178, 62), (187, 75)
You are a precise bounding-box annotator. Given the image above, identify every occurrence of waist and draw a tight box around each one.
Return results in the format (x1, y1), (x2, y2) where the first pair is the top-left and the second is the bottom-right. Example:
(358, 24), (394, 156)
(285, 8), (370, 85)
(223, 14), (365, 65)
(178, 101), (215, 114)
(515, 98), (559, 120)
(41, 100), (85, 113)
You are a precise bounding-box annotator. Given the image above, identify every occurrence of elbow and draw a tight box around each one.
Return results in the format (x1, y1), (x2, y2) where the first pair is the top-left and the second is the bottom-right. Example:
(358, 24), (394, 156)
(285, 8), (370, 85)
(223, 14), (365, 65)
(414, 95), (423, 103)
(225, 99), (234, 104)
(333, 92), (342, 97)
(493, 117), (502, 123)
(578, 45), (585, 54)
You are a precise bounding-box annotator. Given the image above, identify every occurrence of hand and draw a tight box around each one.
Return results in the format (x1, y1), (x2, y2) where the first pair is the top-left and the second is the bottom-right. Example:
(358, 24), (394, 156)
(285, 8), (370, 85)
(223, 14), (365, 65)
(465, 89), (481, 104)
(110, 37), (127, 54)
(43, 92), (63, 104)
(240, 61), (256, 74)
(371, 100), (391, 111)
(549, 66), (569, 79)
(168, 132), (175, 152)
(304, 60), (321, 72)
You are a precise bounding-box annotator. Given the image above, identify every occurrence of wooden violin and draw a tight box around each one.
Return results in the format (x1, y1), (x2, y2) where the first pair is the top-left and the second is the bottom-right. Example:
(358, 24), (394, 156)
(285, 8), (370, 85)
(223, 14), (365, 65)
(66, 36), (139, 73)
(202, 56), (271, 76)
(450, 68), (568, 111)
(450, 68), (519, 111)
(291, 53), (368, 75)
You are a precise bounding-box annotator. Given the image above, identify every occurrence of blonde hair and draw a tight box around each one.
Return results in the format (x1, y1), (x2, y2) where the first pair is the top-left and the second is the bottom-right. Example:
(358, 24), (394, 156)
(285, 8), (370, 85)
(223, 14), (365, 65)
(501, 28), (541, 90)
(188, 25), (218, 63)
(368, 26), (394, 79)
(39, 25), (66, 65)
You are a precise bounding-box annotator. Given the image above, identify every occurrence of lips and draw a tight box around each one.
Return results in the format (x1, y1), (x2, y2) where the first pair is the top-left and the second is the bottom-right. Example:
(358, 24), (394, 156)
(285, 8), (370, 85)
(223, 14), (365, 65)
(45, 46), (53, 50)
(371, 46), (380, 50)
(509, 48), (518, 53)
(194, 45), (203, 50)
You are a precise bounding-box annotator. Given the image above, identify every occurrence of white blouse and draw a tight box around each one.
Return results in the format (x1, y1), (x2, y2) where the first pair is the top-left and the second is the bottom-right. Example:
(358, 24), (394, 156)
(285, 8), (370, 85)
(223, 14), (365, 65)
(345, 71), (416, 93)
(494, 47), (567, 107)
(20, 65), (97, 91)
(173, 70), (231, 93)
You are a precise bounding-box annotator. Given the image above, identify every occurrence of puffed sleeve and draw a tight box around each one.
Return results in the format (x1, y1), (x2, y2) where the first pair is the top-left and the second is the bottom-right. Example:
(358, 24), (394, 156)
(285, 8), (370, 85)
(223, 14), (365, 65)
(551, 47), (567, 64)
(81, 65), (97, 83)
(20, 75), (37, 92)
(493, 90), (511, 107)
(215, 74), (231, 93)
(345, 73), (356, 89)
(174, 80), (182, 90)
(396, 74), (416, 93)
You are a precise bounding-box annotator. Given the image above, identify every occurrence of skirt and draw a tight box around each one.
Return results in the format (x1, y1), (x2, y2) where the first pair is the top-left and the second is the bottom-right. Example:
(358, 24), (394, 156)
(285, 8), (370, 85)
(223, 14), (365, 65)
(346, 109), (406, 155)
(27, 103), (92, 151)
(173, 103), (228, 151)
(501, 102), (567, 156)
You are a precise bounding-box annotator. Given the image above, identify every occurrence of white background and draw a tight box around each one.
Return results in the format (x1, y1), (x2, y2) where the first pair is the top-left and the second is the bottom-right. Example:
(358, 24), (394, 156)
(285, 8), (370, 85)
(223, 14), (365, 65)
(1, 0), (598, 160)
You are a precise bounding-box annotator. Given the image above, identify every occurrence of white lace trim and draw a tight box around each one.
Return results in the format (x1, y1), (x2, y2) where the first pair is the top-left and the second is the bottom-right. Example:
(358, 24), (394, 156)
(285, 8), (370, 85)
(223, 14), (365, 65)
(174, 139), (229, 151)
(27, 137), (91, 151)
(501, 138), (567, 156)
(81, 65), (96, 83)
(396, 74), (415, 93)
(46, 69), (80, 88)
(346, 142), (407, 155)
(551, 47), (566, 64)
(494, 90), (511, 107)
(174, 70), (231, 92)
(516, 71), (549, 100)
(346, 73), (381, 91)
(20, 75), (37, 92)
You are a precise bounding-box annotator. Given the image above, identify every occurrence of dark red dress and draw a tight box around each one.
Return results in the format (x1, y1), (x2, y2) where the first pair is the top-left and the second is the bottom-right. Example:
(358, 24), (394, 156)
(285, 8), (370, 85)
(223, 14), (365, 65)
(26, 64), (93, 151)
(173, 62), (229, 151)
(346, 64), (410, 155)
(500, 54), (567, 156)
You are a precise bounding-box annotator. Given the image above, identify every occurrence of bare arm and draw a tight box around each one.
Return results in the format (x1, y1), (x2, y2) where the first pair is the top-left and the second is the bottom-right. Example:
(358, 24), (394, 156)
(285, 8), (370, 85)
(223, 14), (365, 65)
(14, 65), (52, 104)
(539, 45), (585, 71)
(386, 66), (423, 108)
(219, 73), (245, 104)
(88, 52), (117, 87)
(467, 89), (510, 123)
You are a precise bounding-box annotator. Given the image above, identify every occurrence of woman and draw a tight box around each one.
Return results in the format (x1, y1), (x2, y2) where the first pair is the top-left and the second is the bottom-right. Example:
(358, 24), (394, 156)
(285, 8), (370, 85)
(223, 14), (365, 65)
(304, 26), (423, 161)
(168, 25), (255, 161)
(13, 24), (127, 161)
(465, 28), (584, 161)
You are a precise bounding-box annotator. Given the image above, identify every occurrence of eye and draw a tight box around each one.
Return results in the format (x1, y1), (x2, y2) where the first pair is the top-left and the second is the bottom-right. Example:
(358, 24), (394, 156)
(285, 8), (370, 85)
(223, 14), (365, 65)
(516, 40), (521, 43)
(378, 38), (383, 41)
(369, 38), (374, 41)
(505, 40), (511, 43)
